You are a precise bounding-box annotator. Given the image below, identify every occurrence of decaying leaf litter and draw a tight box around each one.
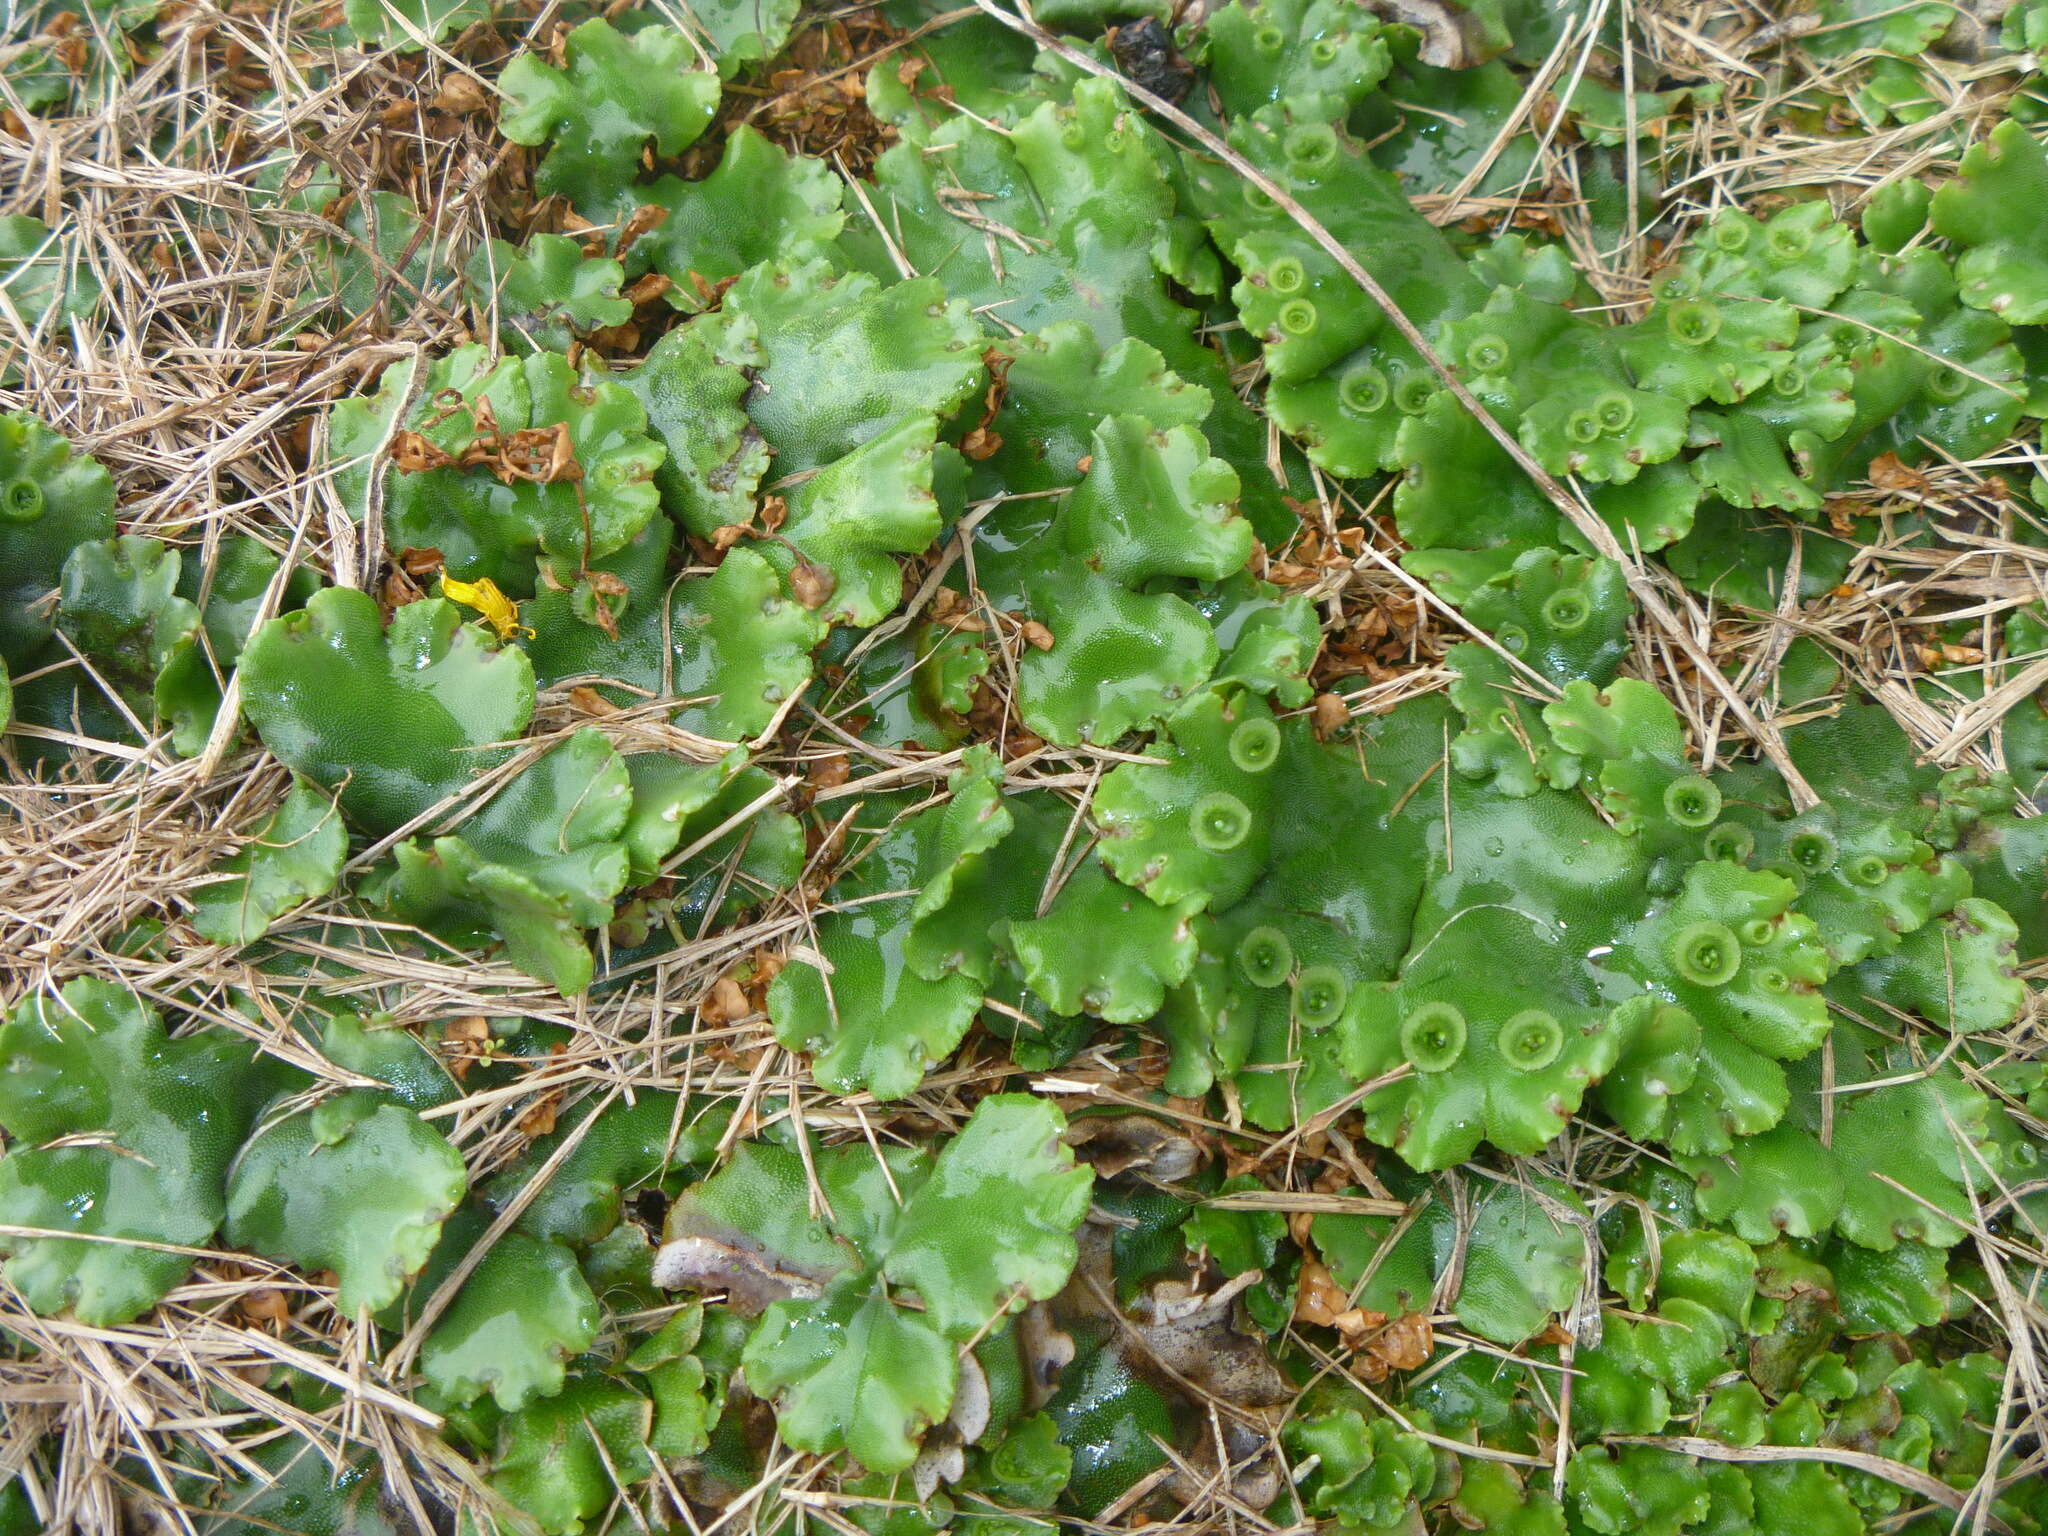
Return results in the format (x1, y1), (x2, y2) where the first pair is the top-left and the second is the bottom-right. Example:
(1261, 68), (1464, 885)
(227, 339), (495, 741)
(2, 0), (2047, 1533)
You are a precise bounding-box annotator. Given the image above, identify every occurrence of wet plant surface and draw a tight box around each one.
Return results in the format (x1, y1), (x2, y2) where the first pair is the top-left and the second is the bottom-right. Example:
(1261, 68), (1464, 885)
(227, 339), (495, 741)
(2, 0), (2048, 1532)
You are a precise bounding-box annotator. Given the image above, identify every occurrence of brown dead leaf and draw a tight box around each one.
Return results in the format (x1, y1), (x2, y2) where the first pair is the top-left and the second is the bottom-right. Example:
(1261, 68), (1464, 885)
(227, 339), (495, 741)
(440, 1015), (491, 1080)
(652, 1228), (828, 1316)
(278, 414), (316, 468)
(624, 272), (674, 308)
(518, 1090), (562, 1139)
(1304, 1285), (1388, 1356)
(751, 13), (903, 174)
(699, 975), (753, 1026)
(586, 586), (624, 642)
(613, 203), (669, 260)
(807, 753), (851, 790)
(568, 685), (620, 717)
(1332, 1306), (1388, 1353)
(378, 567), (424, 618)
(237, 1288), (290, 1330)
(1294, 1259), (1352, 1329)
(432, 73), (489, 116)
(1869, 451), (1930, 494)
(499, 423), (583, 486)
(1065, 1115), (1201, 1181)
(959, 347), (1012, 461)
(390, 430), (452, 474)
(790, 561), (836, 610)
(1266, 559), (1316, 589)
(1311, 692), (1349, 740)
(1129, 1037), (1171, 1088)
(585, 323), (640, 353)
(1311, 1158), (1353, 1196)
(688, 270), (740, 309)
(1019, 619), (1054, 652)
(937, 603), (987, 634)
(1369, 1310), (1434, 1372)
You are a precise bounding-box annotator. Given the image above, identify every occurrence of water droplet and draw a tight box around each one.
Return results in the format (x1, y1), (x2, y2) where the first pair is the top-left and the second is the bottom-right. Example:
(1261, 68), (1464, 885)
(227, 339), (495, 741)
(1483, 837), (1505, 857)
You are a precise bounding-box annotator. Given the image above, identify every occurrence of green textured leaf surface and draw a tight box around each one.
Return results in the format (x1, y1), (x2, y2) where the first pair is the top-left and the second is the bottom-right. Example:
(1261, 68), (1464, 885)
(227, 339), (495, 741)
(498, 19), (719, 213)
(239, 589), (535, 835)
(224, 1092), (467, 1315)
(191, 779), (347, 945)
(418, 1222), (602, 1411)
(0, 981), (267, 1323)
